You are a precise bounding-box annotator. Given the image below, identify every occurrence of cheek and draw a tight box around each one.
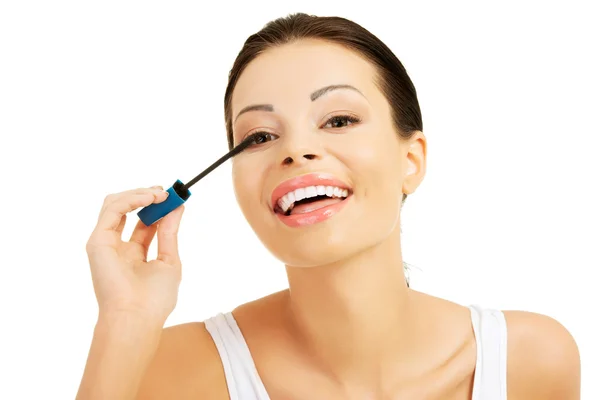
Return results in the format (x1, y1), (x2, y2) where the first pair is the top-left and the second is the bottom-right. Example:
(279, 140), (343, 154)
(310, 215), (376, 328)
(232, 161), (263, 211)
(338, 130), (404, 191)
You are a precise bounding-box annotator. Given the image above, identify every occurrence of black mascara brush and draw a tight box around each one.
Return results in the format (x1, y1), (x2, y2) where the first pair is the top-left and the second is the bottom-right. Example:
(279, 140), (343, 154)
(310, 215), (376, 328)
(137, 134), (258, 226)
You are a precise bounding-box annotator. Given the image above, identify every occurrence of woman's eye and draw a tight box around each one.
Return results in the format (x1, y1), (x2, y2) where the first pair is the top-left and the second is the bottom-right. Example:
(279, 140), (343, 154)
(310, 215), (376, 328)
(322, 114), (361, 129)
(248, 131), (278, 146)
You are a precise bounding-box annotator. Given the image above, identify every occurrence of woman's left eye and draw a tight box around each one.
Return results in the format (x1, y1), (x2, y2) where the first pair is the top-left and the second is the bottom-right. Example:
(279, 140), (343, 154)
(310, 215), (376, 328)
(321, 114), (361, 129)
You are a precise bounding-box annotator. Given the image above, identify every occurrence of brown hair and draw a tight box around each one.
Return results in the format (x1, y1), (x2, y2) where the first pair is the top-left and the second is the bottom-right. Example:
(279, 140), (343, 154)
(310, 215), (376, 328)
(223, 12), (423, 204)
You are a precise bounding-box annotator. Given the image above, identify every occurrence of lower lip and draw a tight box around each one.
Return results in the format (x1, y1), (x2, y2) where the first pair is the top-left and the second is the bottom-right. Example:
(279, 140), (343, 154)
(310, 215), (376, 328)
(275, 196), (351, 227)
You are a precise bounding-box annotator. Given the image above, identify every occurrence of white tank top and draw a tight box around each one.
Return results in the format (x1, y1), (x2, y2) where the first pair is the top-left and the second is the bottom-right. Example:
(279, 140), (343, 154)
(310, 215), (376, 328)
(204, 305), (507, 399)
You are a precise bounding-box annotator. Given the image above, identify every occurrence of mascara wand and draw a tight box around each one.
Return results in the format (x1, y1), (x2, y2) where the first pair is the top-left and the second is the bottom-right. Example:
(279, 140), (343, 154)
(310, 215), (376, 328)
(137, 134), (256, 226)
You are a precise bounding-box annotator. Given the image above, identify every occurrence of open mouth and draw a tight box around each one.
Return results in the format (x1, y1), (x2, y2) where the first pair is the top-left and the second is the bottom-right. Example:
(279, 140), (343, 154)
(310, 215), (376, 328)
(274, 185), (351, 216)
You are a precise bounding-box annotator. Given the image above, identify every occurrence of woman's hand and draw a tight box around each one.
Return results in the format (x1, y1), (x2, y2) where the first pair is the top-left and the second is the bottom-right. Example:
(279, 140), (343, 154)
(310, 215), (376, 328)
(85, 186), (185, 324)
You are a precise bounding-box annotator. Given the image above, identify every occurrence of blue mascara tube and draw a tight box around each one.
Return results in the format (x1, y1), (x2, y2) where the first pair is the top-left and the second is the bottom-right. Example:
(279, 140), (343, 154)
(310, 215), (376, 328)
(137, 179), (191, 226)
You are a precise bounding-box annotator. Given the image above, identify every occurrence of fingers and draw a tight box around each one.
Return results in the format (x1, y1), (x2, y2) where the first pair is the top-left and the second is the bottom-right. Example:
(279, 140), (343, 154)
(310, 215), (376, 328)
(157, 204), (185, 267)
(94, 187), (168, 236)
(129, 217), (158, 260)
(116, 214), (127, 235)
(98, 186), (165, 218)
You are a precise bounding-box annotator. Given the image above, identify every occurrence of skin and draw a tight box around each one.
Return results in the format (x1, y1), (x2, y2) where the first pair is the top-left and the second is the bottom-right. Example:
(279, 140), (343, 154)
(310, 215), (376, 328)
(78, 39), (580, 399)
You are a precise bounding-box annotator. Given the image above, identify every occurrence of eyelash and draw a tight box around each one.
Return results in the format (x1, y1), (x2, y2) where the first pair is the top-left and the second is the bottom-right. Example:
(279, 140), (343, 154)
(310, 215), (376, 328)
(245, 114), (362, 147)
(322, 114), (361, 129)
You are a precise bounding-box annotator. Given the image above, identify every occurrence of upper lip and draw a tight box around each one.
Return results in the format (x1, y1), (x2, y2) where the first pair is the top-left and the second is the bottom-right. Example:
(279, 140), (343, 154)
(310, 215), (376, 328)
(270, 172), (353, 210)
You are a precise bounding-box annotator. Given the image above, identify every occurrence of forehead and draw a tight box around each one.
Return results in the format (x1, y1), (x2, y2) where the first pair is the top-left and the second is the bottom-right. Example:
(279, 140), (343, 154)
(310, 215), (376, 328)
(231, 39), (379, 115)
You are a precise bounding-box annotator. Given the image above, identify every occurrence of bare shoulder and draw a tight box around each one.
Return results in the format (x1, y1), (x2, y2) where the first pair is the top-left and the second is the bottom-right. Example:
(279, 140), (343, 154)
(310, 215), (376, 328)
(503, 310), (580, 399)
(137, 322), (229, 400)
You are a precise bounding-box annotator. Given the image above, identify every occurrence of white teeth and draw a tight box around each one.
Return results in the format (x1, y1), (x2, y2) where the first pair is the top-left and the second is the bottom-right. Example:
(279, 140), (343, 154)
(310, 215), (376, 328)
(294, 188), (306, 201)
(285, 192), (294, 205)
(276, 185), (350, 213)
(279, 197), (290, 211)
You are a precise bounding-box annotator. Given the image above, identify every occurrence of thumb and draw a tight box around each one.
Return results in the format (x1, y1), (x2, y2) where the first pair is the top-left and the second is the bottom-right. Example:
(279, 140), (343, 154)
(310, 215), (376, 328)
(156, 205), (184, 266)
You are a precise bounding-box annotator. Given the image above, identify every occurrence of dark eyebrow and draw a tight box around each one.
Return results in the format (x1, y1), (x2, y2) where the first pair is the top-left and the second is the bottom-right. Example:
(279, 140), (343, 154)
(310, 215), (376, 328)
(234, 104), (274, 124)
(310, 84), (365, 101)
(234, 84), (365, 123)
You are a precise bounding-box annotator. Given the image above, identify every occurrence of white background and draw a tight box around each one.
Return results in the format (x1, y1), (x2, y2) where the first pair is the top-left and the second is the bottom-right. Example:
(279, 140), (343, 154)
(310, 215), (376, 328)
(1, 1), (598, 398)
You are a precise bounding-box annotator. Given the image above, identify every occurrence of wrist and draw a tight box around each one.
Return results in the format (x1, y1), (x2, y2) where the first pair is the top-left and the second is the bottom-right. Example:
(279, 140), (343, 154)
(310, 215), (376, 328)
(96, 311), (164, 343)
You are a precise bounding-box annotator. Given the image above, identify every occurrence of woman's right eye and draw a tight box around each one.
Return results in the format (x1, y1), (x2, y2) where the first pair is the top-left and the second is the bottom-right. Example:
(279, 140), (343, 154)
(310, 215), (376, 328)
(248, 131), (278, 146)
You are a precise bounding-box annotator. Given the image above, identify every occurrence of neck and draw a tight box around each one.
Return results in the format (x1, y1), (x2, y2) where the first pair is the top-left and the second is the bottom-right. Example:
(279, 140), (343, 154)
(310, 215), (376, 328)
(284, 223), (416, 387)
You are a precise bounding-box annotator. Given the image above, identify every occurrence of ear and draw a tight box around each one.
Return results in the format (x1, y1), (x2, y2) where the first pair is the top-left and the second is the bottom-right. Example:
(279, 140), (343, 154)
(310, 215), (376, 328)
(402, 131), (427, 196)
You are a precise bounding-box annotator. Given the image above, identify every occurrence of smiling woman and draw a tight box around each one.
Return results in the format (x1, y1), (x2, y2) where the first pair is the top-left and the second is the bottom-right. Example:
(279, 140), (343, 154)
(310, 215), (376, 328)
(77, 12), (580, 400)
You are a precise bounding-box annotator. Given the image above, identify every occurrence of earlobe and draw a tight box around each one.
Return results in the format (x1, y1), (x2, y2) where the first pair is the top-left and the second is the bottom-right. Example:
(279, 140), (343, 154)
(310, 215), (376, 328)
(401, 159), (418, 196)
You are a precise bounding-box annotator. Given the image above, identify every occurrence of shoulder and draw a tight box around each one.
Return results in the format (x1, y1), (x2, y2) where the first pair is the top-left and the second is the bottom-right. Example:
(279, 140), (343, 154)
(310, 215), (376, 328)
(136, 321), (229, 399)
(503, 310), (580, 399)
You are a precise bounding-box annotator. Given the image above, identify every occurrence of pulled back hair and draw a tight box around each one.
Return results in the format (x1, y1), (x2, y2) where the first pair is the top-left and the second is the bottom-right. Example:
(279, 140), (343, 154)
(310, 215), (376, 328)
(223, 13), (423, 206)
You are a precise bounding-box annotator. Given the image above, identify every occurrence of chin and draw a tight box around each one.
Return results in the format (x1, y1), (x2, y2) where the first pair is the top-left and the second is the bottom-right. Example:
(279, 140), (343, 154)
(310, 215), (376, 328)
(260, 218), (394, 268)
(280, 235), (358, 268)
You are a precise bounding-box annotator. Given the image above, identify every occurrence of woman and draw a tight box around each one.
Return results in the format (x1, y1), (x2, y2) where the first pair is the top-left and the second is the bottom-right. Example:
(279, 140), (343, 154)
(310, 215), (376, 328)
(77, 13), (580, 399)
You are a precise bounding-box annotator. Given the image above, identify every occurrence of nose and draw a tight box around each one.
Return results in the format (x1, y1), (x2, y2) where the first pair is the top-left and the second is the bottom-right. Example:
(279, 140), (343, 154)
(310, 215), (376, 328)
(277, 130), (323, 167)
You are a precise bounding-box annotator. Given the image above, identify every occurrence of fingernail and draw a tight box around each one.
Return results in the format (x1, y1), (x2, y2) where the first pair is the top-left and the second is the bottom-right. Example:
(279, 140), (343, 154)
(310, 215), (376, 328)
(150, 187), (168, 196)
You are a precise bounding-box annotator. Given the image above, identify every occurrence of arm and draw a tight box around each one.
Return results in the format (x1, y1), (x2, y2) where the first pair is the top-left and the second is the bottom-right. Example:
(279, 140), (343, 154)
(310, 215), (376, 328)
(505, 310), (581, 399)
(76, 313), (163, 400)
(77, 186), (185, 399)
(77, 317), (228, 399)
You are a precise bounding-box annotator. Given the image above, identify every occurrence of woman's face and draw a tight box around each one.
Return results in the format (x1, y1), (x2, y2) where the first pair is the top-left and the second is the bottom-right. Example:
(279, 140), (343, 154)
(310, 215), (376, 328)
(230, 39), (425, 267)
